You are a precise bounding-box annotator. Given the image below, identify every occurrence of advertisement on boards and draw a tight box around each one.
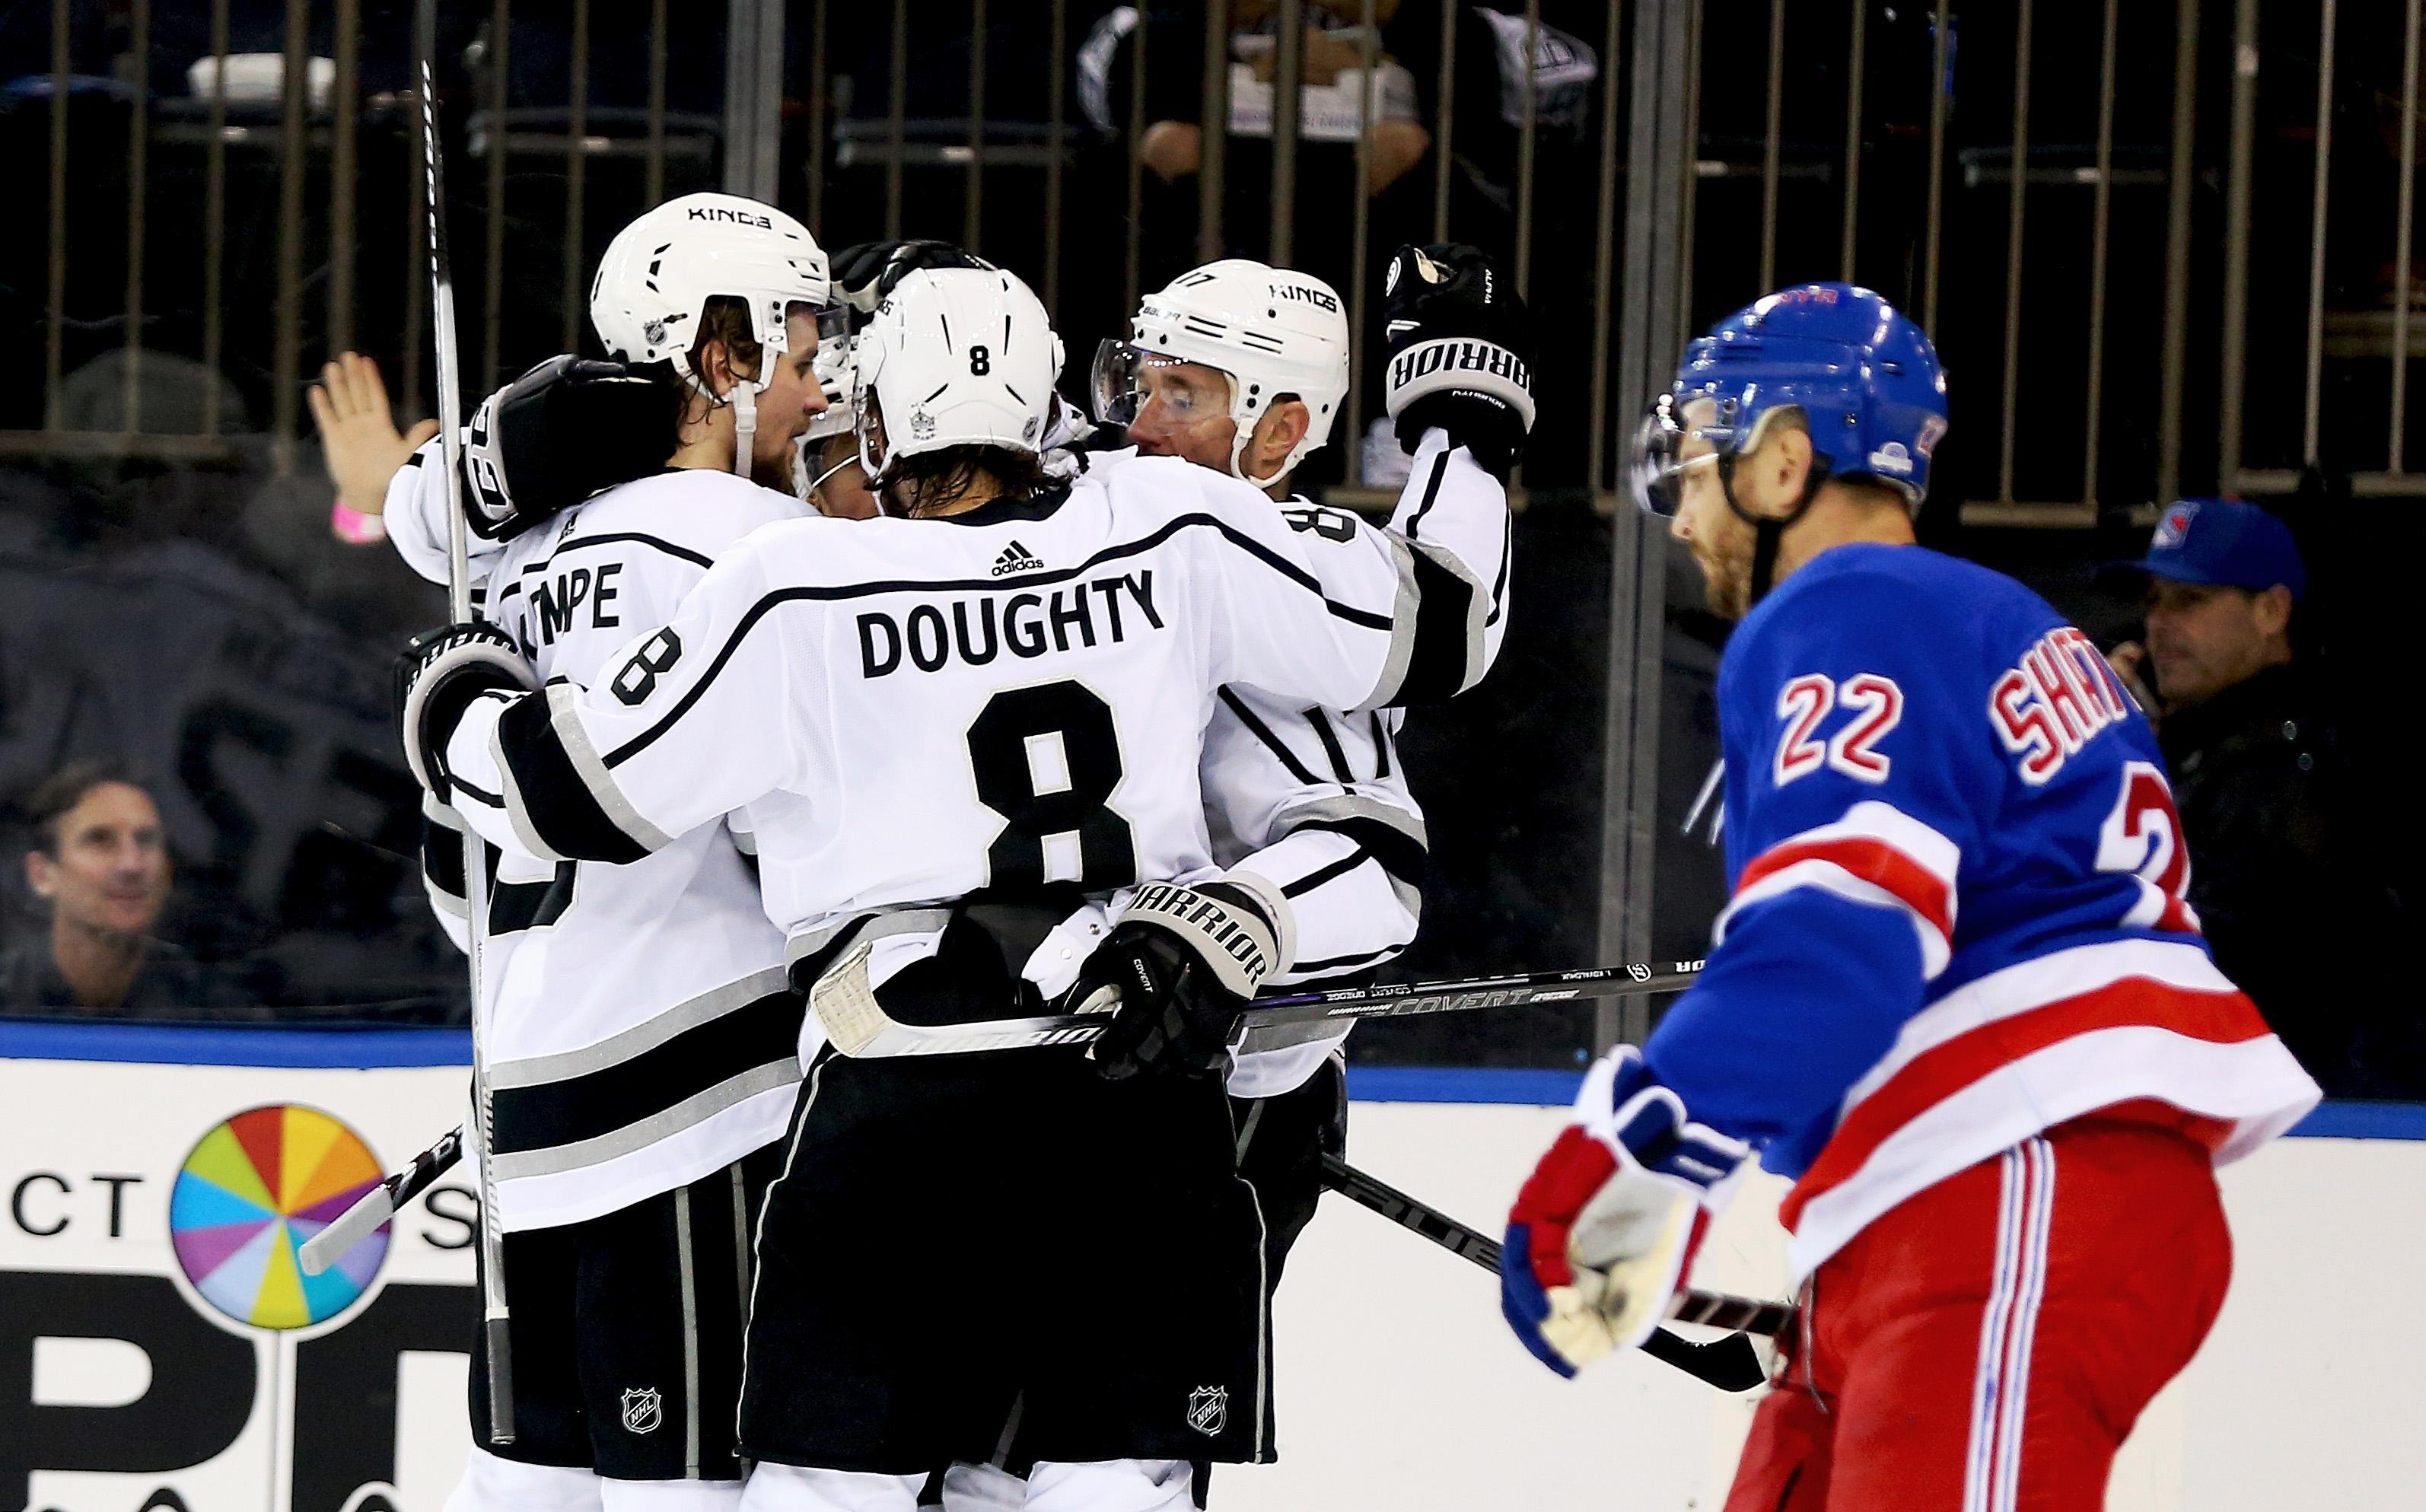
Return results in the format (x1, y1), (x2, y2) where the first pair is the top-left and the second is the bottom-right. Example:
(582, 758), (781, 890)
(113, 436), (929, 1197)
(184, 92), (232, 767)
(2, 1037), (475, 1512)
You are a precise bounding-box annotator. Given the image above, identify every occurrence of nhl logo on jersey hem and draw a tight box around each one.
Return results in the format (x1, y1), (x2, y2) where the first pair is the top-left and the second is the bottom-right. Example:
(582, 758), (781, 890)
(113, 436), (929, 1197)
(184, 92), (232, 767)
(1186, 1385), (1228, 1437)
(621, 1386), (663, 1435)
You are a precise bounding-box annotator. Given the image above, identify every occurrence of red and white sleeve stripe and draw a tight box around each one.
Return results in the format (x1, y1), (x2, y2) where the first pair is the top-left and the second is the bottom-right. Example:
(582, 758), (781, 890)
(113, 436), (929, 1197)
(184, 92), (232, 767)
(1715, 800), (1963, 979)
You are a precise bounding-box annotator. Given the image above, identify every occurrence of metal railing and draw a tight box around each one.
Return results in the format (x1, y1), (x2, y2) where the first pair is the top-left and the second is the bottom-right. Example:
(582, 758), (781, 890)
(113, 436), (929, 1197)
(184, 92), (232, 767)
(20, 4), (2422, 496)
(12, 0), (727, 470)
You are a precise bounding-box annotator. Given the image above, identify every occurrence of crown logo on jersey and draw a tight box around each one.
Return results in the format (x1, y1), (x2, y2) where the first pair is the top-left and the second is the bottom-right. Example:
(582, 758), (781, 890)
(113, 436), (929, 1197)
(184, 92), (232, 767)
(992, 540), (1046, 577)
(1186, 1385), (1228, 1437)
(621, 1386), (662, 1434)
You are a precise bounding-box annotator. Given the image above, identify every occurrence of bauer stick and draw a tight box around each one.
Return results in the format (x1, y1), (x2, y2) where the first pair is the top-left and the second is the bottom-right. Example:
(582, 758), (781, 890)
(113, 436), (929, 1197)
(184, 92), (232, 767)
(300, 1124), (463, 1275)
(1316, 1154), (1787, 1393)
(414, 0), (514, 1444)
(815, 952), (1705, 1058)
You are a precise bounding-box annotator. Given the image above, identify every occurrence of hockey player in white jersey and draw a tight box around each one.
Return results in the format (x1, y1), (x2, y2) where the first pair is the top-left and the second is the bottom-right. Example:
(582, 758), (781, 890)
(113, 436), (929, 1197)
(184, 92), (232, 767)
(321, 190), (841, 1512)
(393, 252), (1527, 1512)
(931, 248), (1527, 1510)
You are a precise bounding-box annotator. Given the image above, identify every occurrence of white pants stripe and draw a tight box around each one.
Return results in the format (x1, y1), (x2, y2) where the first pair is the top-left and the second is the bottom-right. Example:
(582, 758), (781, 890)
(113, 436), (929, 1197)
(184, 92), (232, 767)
(1964, 1137), (2055, 1512)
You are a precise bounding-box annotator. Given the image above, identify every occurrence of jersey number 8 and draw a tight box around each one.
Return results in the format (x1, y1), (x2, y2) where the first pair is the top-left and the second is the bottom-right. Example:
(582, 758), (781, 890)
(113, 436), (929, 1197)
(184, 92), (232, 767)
(966, 681), (1137, 890)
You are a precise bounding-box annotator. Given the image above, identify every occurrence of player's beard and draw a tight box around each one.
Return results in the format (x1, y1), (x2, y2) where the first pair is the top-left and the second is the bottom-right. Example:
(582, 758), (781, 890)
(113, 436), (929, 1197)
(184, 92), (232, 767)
(1689, 507), (1759, 622)
(752, 438), (798, 495)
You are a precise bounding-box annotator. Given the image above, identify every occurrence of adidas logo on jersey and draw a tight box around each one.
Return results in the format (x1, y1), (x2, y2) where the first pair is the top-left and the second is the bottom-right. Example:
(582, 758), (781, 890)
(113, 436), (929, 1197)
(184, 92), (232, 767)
(992, 540), (1046, 577)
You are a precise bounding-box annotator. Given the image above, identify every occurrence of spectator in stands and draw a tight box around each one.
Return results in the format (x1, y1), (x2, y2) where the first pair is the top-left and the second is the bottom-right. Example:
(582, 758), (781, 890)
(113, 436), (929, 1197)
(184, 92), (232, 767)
(2105, 499), (2415, 1097)
(1, 763), (247, 1017)
(1087, 1), (1432, 200)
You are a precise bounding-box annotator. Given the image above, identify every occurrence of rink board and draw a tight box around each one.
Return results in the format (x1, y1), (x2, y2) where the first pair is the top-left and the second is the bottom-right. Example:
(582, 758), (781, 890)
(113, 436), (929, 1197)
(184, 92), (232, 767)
(1, 1024), (2418, 1512)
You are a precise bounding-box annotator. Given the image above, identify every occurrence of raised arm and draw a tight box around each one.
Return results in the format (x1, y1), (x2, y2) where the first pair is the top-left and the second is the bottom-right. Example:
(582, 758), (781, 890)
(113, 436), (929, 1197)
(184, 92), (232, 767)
(1208, 244), (1529, 710)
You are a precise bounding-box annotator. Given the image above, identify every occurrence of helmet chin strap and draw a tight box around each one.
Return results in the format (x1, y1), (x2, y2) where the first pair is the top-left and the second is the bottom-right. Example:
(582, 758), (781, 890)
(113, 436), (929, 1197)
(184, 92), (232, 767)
(731, 384), (757, 479)
(1717, 453), (1831, 606)
(1229, 435), (1289, 490)
(1221, 371), (1292, 490)
(805, 453), (858, 512)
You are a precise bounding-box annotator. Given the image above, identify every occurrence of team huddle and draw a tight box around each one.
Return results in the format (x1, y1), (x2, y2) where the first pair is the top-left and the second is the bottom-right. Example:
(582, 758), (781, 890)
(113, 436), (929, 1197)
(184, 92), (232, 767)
(315, 188), (2318, 1512)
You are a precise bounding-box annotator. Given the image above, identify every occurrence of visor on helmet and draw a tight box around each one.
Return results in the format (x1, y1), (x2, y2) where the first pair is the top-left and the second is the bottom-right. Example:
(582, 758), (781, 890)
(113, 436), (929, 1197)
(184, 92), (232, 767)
(1627, 392), (1818, 517)
(1630, 393), (1731, 517)
(1088, 339), (1235, 432)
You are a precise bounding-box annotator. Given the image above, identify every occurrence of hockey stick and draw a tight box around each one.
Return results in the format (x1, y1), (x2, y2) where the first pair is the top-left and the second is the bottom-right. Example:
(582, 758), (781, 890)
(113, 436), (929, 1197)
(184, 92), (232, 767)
(815, 950), (1705, 1058)
(414, 0), (513, 1445)
(299, 1125), (463, 1276)
(1316, 1154), (1787, 1393)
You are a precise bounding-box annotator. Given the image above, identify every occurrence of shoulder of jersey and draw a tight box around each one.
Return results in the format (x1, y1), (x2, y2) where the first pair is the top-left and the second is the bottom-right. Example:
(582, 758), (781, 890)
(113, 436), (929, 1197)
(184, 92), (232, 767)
(1084, 450), (1271, 520)
(1742, 543), (2036, 653)
(579, 468), (807, 546)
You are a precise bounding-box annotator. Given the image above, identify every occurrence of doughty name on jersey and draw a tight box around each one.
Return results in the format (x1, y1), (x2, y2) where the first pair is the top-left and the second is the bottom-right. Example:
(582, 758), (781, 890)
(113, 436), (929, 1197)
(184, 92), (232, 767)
(856, 570), (1165, 678)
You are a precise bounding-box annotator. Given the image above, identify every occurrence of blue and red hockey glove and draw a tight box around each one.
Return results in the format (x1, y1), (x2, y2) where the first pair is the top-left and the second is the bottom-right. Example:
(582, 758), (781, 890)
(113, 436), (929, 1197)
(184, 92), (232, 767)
(1501, 1046), (1749, 1377)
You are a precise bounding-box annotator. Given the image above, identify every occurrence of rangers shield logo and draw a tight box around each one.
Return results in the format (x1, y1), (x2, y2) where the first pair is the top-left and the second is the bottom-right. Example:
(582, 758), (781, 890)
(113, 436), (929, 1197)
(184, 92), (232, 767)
(621, 1386), (663, 1435)
(1185, 1385), (1228, 1437)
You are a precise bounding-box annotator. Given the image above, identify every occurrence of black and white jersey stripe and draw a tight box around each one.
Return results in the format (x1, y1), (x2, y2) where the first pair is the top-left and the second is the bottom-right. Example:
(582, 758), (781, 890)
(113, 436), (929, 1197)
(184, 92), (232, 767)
(388, 454), (810, 1231)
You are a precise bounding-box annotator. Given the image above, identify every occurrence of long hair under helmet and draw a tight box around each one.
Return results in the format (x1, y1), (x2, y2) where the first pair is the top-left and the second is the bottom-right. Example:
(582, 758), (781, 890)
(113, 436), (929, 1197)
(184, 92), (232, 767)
(588, 192), (843, 477)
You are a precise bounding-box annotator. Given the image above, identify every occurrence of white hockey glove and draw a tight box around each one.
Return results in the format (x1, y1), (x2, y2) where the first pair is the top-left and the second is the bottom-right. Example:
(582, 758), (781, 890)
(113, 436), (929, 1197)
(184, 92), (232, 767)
(1380, 244), (1536, 479)
(1079, 879), (1291, 1082)
(1501, 1046), (1749, 1377)
(393, 623), (536, 803)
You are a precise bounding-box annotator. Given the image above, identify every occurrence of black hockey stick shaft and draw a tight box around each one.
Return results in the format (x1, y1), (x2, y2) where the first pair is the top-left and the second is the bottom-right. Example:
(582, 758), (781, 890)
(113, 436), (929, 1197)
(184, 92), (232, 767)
(415, 0), (513, 1445)
(298, 1124), (464, 1275)
(819, 955), (1705, 1058)
(1317, 1155), (1784, 1393)
(1240, 962), (1702, 1033)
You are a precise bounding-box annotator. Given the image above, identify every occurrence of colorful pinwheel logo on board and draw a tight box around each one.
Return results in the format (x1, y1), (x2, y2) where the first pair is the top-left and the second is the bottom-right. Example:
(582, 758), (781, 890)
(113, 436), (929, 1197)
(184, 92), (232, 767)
(169, 1105), (390, 1329)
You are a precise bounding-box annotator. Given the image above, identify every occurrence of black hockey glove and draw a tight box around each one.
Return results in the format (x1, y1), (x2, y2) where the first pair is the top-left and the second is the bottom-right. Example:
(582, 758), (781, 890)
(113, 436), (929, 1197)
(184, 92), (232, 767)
(1081, 880), (1287, 1083)
(462, 355), (673, 542)
(829, 240), (997, 314)
(394, 622), (536, 803)
(1380, 243), (1536, 479)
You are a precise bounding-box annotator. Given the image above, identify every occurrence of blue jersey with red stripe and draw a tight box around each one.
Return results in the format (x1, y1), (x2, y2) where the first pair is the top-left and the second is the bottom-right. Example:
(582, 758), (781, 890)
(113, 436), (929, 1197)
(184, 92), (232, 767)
(1644, 543), (2316, 1281)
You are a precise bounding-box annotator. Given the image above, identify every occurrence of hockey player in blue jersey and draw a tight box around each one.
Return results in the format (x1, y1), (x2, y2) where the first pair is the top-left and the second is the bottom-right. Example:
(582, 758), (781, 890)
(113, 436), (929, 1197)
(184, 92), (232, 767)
(1498, 285), (2319, 1510)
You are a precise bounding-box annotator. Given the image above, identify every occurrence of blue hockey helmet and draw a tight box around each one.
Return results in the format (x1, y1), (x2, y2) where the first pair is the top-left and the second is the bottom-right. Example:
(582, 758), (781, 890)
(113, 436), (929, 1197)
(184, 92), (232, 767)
(1632, 282), (1948, 518)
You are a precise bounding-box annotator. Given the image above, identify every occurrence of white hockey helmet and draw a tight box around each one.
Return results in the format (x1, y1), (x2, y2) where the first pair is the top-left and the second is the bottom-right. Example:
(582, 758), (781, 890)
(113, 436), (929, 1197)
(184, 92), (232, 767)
(1090, 258), (1351, 487)
(854, 266), (1063, 482)
(803, 330), (858, 444)
(589, 192), (841, 476)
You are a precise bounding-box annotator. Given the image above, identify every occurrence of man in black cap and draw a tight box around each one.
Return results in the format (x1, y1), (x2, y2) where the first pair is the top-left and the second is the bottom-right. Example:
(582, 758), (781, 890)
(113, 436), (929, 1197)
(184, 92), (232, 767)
(2106, 499), (2414, 1096)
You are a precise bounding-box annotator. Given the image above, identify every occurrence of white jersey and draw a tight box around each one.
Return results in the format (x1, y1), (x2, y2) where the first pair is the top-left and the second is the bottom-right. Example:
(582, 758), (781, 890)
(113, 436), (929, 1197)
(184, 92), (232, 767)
(1190, 463), (1495, 1098)
(1208, 687), (1420, 1097)
(387, 450), (804, 1231)
(439, 431), (1506, 1058)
